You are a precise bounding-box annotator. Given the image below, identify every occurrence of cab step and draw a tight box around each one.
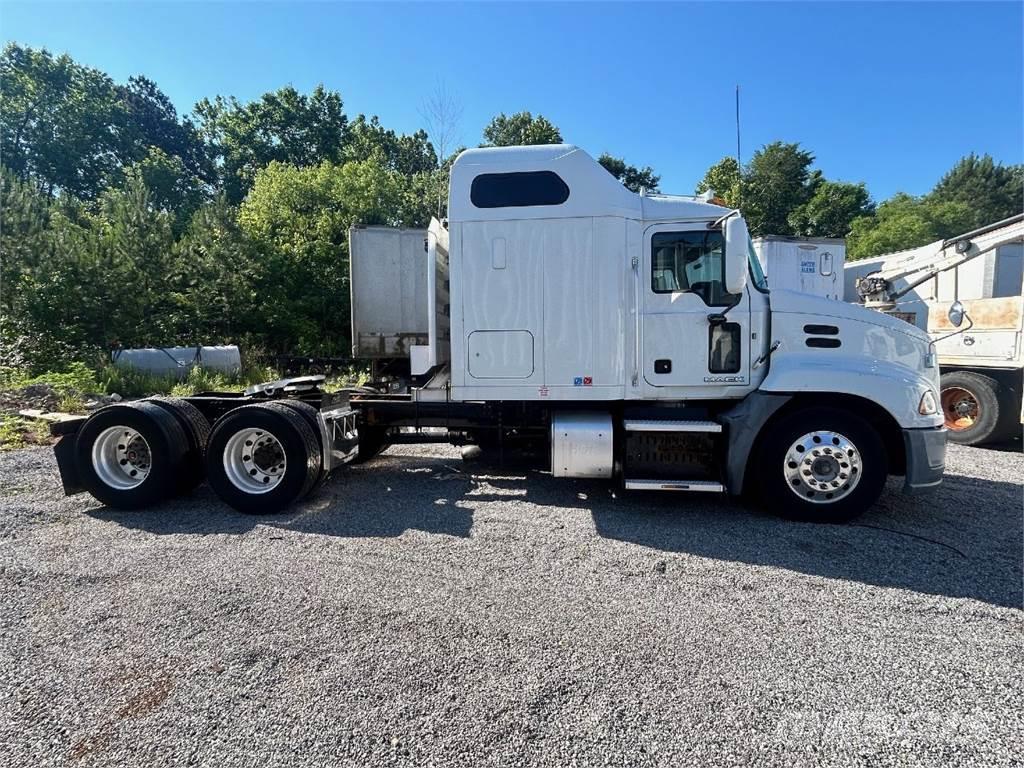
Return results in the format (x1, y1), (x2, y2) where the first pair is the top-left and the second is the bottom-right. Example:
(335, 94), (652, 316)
(623, 419), (722, 433)
(623, 479), (725, 492)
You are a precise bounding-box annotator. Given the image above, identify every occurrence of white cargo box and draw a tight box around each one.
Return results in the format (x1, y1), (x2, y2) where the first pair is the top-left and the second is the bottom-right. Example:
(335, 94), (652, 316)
(753, 236), (845, 301)
(349, 226), (430, 358)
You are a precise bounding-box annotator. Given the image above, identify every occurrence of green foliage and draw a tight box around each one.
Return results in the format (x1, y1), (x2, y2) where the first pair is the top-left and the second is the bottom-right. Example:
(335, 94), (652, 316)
(238, 158), (412, 353)
(740, 142), (821, 236)
(695, 157), (741, 206)
(696, 145), (1019, 257)
(96, 364), (176, 398)
(847, 193), (975, 260)
(482, 112), (562, 146)
(193, 85), (349, 203)
(788, 181), (874, 239)
(19, 362), (100, 394)
(1, 43), (127, 198)
(0, 415), (50, 451)
(929, 153), (1023, 230)
(597, 154), (660, 193)
(0, 43), (211, 201)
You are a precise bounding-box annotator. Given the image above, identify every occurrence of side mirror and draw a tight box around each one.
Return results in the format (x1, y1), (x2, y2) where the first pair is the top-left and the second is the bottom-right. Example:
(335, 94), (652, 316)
(948, 300), (965, 328)
(724, 216), (749, 295)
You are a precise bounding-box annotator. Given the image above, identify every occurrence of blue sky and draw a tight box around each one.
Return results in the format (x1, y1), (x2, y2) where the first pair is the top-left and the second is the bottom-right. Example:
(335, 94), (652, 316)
(2, 1), (1021, 200)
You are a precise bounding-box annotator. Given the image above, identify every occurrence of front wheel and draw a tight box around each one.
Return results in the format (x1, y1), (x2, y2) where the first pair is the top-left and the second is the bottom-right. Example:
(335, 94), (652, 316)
(754, 406), (887, 523)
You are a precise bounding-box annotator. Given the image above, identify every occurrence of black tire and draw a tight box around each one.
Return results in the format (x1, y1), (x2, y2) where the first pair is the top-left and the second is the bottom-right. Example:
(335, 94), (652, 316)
(940, 371), (1007, 446)
(147, 396), (211, 494)
(205, 403), (322, 514)
(275, 399), (329, 488)
(994, 382), (1022, 443)
(75, 401), (190, 509)
(754, 406), (887, 523)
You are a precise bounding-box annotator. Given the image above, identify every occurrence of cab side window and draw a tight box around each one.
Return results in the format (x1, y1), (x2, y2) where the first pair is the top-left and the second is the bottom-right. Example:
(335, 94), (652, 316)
(651, 231), (734, 306)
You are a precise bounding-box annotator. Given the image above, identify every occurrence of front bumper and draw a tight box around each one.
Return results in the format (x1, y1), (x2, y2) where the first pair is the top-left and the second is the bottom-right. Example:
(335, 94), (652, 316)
(902, 426), (947, 493)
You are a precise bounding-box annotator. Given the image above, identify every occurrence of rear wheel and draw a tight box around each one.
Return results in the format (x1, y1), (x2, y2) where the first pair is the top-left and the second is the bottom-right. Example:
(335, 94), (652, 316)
(75, 401), (189, 509)
(755, 406), (887, 523)
(205, 403), (323, 514)
(940, 371), (1008, 446)
(147, 396), (210, 494)
(274, 399), (329, 488)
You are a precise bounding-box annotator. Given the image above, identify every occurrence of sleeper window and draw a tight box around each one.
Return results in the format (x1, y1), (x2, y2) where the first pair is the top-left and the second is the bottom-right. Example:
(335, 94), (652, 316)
(651, 230), (733, 306)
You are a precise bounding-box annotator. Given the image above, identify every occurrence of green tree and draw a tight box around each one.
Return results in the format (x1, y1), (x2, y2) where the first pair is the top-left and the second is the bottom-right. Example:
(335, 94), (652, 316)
(597, 153), (660, 193)
(129, 147), (205, 232)
(695, 156), (741, 206)
(193, 85), (349, 203)
(740, 142), (821, 236)
(344, 115), (437, 176)
(928, 153), (1023, 229)
(0, 43), (128, 198)
(238, 159), (407, 353)
(164, 196), (257, 344)
(788, 181), (874, 239)
(482, 112), (562, 146)
(847, 193), (975, 260)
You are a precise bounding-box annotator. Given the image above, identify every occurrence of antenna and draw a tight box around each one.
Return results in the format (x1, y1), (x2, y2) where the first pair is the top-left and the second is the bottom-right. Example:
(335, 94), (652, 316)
(735, 84), (741, 168)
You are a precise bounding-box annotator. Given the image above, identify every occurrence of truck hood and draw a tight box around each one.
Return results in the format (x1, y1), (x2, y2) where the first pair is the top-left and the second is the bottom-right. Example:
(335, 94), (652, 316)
(769, 289), (929, 343)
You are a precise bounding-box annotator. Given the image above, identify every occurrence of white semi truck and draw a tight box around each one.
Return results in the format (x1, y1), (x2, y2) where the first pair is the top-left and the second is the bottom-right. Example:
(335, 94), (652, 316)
(52, 145), (948, 523)
(846, 214), (1024, 446)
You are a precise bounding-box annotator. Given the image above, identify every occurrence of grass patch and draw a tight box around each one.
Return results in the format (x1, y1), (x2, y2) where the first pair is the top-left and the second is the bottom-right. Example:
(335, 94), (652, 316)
(5, 360), (285, 401)
(0, 414), (52, 451)
(323, 364), (371, 392)
(1, 361), (99, 395)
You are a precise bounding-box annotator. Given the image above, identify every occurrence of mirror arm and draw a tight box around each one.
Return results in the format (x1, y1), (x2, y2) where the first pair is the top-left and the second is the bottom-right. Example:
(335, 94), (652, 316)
(930, 312), (974, 348)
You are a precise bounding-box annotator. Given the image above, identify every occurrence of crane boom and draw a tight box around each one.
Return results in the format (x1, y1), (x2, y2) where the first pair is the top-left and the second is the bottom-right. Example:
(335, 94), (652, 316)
(856, 214), (1024, 308)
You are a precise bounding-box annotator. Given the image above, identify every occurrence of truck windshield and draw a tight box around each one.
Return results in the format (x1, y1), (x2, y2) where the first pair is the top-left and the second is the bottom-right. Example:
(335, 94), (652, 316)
(747, 238), (769, 291)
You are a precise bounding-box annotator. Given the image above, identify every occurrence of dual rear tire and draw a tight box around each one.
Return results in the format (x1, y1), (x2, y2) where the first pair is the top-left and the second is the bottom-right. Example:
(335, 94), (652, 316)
(75, 399), (325, 514)
(75, 400), (200, 509)
(204, 402), (324, 514)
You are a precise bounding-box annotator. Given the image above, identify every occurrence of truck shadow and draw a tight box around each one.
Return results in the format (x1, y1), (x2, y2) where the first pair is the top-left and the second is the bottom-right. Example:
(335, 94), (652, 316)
(87, 450), (478, 540)
(86, 447), (1022, 609)
(585, 472), (1023, 610)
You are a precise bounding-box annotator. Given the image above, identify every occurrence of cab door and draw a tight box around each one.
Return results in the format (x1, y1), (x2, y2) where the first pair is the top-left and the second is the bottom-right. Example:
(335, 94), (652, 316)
(641, 222), (751, 394)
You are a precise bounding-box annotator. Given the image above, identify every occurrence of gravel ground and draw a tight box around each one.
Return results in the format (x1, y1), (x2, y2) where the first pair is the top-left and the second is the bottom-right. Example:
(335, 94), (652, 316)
(1, 441), (1021, 767)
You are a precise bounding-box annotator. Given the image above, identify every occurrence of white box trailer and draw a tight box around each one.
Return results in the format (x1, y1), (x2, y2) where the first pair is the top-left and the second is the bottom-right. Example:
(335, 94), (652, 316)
(753, 236), (845, 301)
(51, 145), (947, 524)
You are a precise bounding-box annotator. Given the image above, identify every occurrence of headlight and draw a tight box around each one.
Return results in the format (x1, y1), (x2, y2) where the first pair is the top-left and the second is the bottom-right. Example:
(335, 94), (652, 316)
(918, 390), (938, 415)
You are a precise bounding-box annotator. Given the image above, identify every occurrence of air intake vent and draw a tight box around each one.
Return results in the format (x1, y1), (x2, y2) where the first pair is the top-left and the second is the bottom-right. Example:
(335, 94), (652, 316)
(806, 337), (841, 348)
(803, 324), (839, 335)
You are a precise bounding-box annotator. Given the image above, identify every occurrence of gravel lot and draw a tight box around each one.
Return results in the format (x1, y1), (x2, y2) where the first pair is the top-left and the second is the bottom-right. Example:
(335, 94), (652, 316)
(1, 440), (1021, 767)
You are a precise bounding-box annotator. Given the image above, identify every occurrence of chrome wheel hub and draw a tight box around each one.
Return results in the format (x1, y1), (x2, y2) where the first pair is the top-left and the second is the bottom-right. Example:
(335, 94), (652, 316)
(92, 426), (151, 490)
(783, 430), (861, 504)
(223, 429), (287, 494)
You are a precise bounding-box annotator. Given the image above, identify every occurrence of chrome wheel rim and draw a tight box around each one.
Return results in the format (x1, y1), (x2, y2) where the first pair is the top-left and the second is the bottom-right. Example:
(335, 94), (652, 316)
(783, 430), (861, 504)
(91, 426), (151, 490)
(223, 428), (287, 494)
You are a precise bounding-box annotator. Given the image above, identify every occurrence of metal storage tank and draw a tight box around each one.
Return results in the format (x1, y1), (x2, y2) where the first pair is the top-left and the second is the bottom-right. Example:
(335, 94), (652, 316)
(753, 236), (846, 301)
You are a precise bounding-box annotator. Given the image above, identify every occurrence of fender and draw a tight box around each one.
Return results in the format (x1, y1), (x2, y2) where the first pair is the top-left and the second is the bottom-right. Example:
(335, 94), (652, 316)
(759, 351), (941, 430)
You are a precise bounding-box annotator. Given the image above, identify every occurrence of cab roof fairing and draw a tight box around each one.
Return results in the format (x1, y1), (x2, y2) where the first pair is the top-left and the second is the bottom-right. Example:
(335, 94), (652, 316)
(447, 144), (729, 224)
